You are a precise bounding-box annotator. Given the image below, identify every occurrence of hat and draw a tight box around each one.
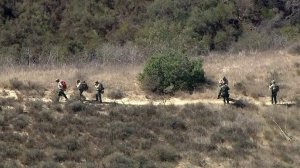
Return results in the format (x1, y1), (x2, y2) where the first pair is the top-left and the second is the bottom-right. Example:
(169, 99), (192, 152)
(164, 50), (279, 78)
(95, 81), (99, 84)
(271, 80), (275, 84)
(55, 79), (60, 82)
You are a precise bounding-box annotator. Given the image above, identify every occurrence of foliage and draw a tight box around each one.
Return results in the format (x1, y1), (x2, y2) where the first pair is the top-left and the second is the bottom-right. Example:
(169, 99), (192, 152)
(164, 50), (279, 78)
(0, 0), (299, 64)
(138, 51), (205, 93)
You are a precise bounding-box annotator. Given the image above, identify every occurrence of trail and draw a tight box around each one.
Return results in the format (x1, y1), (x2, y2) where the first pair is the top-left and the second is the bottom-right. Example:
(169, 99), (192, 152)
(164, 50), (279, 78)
(1, 88), (295, 107)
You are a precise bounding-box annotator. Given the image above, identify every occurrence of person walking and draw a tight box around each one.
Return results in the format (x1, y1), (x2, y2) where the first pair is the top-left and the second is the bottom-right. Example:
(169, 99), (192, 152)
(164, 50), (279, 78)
(218, 83), (230, 104)
(218, 76), (229, 87)
(95, 81), (104, 103)
(269, 80), (279, 104)
(76, 80), (88, 101)
(55, 79), (68, 102)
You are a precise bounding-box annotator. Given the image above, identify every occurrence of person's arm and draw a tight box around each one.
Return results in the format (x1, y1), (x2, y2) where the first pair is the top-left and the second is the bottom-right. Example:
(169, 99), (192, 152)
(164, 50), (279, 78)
(95, 84), (99, 90)
(269, 84), (273, 90)
(58, 82), (63, 89)
(217, 89), (221, 99)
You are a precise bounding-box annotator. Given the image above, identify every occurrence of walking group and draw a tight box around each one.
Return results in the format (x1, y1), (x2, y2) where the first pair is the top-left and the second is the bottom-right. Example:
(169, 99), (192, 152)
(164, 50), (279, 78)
(217, 77), (280, 105)
(55, 79), (104, 103)
(55, 77), (280, 105)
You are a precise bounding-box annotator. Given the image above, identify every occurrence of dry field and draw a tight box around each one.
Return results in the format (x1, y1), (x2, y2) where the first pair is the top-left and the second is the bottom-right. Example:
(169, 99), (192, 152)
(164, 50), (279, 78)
(0, 49), (298, 104)
(0, 50), (299, 168)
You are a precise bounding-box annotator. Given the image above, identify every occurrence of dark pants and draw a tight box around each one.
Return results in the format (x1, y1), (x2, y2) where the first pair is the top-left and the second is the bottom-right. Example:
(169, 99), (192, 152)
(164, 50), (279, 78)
(271, 93), (277, 104)
(79, 89), (85, 100)
(222, 95), (230, 104)
(58, 90), (68, 101)
(96, 91), (102, 103)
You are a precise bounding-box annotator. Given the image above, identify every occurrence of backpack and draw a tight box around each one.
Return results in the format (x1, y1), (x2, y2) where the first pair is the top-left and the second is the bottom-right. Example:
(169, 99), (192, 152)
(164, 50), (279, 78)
(274, 85), (279, 92)
(80, 82), (89, 91)
(61, 81), (67, 91)
(271, 85), (279, 93)
(99, 83), (104, 93)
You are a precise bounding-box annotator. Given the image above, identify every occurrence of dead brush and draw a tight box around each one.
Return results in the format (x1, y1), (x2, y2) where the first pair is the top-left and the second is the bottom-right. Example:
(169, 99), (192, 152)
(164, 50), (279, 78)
(3, 78), (46, 97)
(151, 144), (181, 162)
(24, 149), (46, 165)
(26, 100), (44, 112)
(107, 89), (125, 99)
(0, 97), (16, 106)
(102, 152), (139, 168)
(12, 114), (31, 130)
(65, 100), (87, 113)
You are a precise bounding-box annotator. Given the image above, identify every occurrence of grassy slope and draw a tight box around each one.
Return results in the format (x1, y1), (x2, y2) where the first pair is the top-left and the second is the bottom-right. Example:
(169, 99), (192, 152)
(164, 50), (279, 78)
(0, 51), (299, 167)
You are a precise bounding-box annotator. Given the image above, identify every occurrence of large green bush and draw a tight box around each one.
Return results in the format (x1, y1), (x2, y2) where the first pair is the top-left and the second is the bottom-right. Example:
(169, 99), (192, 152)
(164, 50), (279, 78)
(138, 51), (205, 93)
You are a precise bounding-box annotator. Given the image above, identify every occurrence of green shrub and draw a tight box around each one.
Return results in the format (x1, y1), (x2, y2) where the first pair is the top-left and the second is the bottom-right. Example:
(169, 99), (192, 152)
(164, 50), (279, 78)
(138, 51), (205, 93)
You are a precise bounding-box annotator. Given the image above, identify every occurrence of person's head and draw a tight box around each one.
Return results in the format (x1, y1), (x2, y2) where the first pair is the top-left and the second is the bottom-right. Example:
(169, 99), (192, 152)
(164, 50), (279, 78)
(95, 81), (99, 85)
(77, 80), (80, 84)
(271, 80), (276, 84)
(55, 79), (60, 83)
(219, 79), (224, 85)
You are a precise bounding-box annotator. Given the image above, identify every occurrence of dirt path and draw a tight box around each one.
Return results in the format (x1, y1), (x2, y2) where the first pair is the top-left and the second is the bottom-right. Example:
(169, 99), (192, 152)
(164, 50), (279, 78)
(1, 88), (295, 107)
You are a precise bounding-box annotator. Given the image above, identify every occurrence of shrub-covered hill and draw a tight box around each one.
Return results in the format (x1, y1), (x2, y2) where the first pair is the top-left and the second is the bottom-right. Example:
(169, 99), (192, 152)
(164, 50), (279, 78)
(0, 98), (299, 167)
(0, 0), (299, 64)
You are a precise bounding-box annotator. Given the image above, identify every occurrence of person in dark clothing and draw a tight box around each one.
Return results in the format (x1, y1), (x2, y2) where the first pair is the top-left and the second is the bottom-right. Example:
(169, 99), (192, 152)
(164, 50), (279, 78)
(218, 76), (229, 87)
(269, 80), (279, 104)
(218, 83), (230, 104)
(56, 79), (68, 102)
(76, 80), (88, 101)
(95, 81), (104, 103)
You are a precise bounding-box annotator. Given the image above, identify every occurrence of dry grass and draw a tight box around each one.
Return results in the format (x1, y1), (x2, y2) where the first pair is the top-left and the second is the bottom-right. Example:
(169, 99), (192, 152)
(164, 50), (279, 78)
(0, 98), (299, 167)
(203, 50), (300, 100)
(0, 49), (299, 167)
(0, 64), (143, 101)
(0, 50), (298, 103)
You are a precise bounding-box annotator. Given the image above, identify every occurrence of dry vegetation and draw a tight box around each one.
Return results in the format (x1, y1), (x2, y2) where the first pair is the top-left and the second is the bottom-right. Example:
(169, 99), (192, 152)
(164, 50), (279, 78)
(0, 50), (298, 102)
(203, 50), (300, 102)
(0, 100), (299, 167)
(0, 50), (299, 167)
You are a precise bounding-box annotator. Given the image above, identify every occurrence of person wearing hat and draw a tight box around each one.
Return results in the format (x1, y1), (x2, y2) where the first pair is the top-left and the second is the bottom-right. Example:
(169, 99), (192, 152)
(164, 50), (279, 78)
(218, 83), (230, 104)
(55, 79), (68, 102)
(95, 81), (104, 103)
(269, 80), (279, 104)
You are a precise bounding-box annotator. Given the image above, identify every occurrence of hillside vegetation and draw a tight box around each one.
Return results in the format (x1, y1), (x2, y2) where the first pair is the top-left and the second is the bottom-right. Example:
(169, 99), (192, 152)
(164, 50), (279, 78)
(0, 49), (299, 167)
(0, 96), (299, 167)
(0, 0), (299, 64)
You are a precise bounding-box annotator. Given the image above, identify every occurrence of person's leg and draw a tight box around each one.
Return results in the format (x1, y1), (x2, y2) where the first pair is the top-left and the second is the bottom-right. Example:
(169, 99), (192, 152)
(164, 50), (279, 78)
(274, 94), (277, 104)
(79, 90), (83, 100)
(223, 96), (226, 104)
(226, 96), (229, 104)
(58, 90), (65, 102)
(57, 91), (61, 102)
(62, 91), (68, 100)
(271, 94), (274, 104)
(96, 91), (99, 101)
(99, 93), (102, 103)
